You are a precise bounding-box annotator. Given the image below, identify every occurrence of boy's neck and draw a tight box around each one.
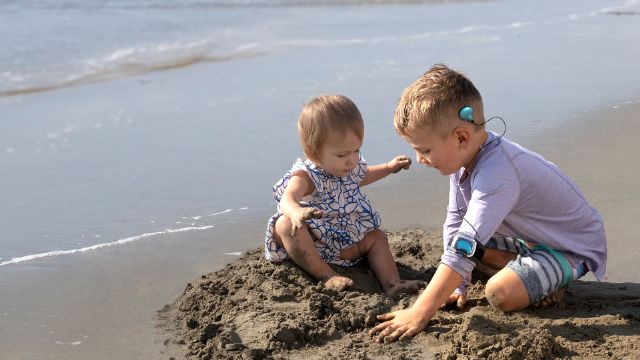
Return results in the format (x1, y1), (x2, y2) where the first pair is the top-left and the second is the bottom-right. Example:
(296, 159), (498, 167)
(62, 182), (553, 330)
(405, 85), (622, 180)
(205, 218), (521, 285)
(462, 130), (489, 178)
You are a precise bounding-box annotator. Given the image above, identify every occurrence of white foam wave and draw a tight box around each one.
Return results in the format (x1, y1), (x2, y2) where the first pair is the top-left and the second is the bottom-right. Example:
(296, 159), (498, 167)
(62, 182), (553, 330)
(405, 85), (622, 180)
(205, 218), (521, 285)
(205, 209), (233, 217)
(224, 252), (243, 256)
(4, 0), (638, 97)
(0, 225), (214, 267)
(55, 341), (82, 346)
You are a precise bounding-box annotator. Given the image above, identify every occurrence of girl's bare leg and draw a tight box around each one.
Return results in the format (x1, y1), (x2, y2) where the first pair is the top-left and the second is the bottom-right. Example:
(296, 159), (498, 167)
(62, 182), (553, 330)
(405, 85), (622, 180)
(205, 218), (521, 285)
(341, 229), (424, 295)
(273, 216), (352, 291)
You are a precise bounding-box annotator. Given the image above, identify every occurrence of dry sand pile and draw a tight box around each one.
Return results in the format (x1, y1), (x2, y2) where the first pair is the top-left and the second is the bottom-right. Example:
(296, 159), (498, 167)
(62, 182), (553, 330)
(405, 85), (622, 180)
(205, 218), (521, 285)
(158, 230), (640, 360)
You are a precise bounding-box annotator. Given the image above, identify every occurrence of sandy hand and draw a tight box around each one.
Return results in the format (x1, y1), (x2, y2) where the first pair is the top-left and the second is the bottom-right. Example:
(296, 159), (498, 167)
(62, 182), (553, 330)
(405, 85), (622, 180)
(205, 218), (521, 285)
(369, 308), (428, 343)
(290, 208), (324, 236)
(442, 291), (467, 310)
(388, 155), (412, 173)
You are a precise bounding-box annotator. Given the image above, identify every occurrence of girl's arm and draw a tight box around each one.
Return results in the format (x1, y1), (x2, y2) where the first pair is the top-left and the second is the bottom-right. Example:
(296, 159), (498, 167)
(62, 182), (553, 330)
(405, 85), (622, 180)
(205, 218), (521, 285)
(360, 155), (411, 187)
(279, 172), (322, 235)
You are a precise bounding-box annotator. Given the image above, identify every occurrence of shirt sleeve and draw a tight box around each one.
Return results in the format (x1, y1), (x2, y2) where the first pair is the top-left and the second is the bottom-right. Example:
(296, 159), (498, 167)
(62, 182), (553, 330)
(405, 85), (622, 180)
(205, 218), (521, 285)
(440, 162), (520, 280)
(351, 154), (368, 184)
(443, 175), (463, 247)
(273, 159), (321, 202)
(460, 165), (520, 244)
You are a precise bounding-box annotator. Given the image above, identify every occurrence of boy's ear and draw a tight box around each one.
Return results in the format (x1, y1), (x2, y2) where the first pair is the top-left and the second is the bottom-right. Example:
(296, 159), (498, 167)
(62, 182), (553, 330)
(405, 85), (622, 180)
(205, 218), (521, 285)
(454, 127), (472, 148)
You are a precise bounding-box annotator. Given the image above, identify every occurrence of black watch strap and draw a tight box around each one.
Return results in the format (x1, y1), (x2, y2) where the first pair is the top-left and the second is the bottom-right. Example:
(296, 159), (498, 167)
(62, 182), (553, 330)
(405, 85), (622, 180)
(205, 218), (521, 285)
(472, 244), (485, 261)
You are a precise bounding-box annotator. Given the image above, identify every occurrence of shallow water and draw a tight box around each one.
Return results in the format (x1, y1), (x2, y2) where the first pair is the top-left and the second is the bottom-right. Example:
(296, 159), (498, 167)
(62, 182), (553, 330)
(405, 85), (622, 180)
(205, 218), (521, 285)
(1, 0), (639, 267)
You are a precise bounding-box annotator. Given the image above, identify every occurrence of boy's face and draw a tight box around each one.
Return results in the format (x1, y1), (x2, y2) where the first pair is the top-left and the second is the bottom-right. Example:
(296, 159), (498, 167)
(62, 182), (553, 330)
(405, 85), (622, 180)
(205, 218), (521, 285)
(316, 130), (363, 178)
(403, 128), (465, 176)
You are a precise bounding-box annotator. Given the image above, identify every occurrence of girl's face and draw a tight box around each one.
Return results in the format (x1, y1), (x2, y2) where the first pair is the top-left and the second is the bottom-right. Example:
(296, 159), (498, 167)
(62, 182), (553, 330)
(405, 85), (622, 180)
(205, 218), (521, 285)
(315, 130), (363, 178)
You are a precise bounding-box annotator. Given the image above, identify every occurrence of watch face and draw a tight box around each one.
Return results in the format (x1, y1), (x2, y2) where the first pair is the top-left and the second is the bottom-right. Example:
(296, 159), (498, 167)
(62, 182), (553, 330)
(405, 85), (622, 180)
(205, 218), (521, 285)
(455, 238), (474, 255)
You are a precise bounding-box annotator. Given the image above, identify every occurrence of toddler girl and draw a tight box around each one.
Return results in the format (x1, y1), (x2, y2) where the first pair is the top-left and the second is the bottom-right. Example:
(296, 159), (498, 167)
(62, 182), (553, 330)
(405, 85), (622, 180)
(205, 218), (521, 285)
(265, 94), (424, 295)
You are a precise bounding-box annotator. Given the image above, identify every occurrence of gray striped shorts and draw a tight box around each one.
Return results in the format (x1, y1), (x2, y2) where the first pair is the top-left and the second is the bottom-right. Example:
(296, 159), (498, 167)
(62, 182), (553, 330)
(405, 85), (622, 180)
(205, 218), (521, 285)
(486, 237), (588, 304)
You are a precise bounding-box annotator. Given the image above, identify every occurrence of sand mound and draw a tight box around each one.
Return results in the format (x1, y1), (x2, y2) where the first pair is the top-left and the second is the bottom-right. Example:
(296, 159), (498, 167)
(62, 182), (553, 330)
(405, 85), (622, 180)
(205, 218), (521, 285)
(158, 230), (640, 360)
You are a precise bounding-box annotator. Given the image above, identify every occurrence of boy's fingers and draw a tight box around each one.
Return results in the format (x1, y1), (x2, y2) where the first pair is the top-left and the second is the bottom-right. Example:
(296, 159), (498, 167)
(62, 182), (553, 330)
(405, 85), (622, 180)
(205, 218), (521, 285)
(441, 294), (455, 308)
(369, 323), (386, 336)
(457, 294), (467, 309)
(399, 327), (419, 341)
(376, 313), (395, 321)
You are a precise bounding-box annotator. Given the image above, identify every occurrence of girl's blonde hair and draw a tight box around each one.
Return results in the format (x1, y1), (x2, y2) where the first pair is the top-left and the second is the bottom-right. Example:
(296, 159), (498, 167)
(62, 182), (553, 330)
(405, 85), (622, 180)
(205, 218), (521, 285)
(298, 94), (364, 162)
(394, 64), (483, 138)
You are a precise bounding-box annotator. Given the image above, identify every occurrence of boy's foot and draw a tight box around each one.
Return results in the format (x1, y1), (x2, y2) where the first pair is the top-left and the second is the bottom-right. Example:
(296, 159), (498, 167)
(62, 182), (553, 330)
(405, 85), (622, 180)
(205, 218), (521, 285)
(322, 274), (353, 291)
(533, 285), (567, 307)
(384, 279), (426, 296)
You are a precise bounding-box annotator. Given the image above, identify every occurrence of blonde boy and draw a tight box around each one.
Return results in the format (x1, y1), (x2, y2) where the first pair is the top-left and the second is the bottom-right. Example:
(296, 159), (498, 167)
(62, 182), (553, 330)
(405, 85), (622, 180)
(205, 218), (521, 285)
(370, 64), (607, 342)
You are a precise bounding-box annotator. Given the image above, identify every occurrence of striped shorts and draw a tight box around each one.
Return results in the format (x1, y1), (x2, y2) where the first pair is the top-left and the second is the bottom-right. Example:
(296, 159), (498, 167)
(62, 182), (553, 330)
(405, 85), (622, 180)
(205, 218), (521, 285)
(486, 237), (588, 304)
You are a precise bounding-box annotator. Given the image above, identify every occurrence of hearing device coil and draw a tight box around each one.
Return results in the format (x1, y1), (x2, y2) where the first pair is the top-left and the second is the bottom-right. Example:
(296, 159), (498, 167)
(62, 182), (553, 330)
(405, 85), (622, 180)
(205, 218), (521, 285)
(459, 106), (474, 122)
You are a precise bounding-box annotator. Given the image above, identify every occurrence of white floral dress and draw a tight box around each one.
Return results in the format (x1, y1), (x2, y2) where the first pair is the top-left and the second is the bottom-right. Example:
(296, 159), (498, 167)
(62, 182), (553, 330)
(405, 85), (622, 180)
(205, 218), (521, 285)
(264, 156), (381, 266)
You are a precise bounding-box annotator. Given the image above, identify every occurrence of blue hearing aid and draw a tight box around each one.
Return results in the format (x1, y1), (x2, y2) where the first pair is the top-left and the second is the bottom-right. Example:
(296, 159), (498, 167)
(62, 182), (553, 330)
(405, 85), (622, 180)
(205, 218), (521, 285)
(459, 106), (474, 122)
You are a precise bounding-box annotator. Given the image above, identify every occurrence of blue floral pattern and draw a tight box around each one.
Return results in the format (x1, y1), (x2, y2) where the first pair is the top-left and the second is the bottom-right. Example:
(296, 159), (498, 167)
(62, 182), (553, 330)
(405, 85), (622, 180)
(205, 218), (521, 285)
(264, 155), (381, 266)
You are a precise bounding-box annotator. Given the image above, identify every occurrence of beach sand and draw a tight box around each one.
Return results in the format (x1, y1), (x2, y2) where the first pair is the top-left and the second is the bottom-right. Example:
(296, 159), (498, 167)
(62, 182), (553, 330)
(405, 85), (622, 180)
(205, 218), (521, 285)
(157, 101), (640, 360)
(158, 230), (640, 360)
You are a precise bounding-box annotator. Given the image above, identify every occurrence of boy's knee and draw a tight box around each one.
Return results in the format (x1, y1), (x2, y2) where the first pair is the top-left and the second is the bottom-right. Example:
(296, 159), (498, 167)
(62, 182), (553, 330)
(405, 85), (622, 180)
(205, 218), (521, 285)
(485, 278), (513, 312)
(484, 268), (531, 312)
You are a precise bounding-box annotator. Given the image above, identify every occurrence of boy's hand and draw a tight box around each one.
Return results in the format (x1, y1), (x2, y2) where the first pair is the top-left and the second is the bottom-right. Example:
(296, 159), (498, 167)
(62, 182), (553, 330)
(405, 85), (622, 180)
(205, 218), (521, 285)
(290, 207), (323, 236)
(387, 155), (412, 173)
(369, 308), (428, 343)
(442, 290), (467, 309)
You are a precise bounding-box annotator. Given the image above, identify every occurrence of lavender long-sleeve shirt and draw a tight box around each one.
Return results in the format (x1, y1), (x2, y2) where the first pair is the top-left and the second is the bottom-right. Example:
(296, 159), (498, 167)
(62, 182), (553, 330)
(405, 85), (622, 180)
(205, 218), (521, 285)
(442, 132), (607, 282)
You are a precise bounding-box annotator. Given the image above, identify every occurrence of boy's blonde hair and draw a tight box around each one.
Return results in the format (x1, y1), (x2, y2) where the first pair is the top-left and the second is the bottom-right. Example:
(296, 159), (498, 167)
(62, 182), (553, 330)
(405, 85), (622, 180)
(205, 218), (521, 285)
(394, 64), (483, 137)
(298, 94), (364, 162)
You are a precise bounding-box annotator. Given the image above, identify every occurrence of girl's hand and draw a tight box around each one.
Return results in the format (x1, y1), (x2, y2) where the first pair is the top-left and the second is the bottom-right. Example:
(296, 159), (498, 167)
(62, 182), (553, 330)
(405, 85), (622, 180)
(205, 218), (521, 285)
(290, 207), (323, 236)
(387, 155), (412, 173)
(369, 308), (429, 343)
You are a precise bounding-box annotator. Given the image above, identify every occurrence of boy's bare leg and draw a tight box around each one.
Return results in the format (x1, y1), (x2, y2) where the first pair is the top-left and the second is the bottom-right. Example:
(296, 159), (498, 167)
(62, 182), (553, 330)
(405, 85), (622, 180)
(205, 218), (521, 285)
(341, 229), (425, 296)
(482, 249), (566, 311)
(274, 216), (352, 291)
(484, 267), (531, 311)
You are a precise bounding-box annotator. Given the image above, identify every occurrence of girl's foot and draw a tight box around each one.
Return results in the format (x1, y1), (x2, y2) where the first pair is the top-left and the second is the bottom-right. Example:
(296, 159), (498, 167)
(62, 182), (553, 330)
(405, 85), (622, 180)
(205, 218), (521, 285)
(533, 285), (567, 307)
(321, 274), (353, 291)
(384, 279), (426, 296)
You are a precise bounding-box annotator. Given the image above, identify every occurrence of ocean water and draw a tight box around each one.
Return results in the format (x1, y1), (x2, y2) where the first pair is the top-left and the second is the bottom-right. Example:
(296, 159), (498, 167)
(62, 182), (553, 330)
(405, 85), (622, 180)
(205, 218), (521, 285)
(1, 0), (640, 266)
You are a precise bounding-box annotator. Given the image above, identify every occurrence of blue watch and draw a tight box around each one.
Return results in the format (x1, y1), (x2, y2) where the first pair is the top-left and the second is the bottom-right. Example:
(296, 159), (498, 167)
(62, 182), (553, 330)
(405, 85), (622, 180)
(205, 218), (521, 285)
(452, 235), (485, 261)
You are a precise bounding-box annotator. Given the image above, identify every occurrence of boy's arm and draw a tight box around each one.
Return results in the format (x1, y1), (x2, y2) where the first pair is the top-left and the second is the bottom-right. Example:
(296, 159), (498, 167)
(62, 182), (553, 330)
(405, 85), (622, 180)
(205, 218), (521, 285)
(279, 172), (322, 235)
(369, 263), (463, 342)
(360, 155), (411, 186)
(443, 175), (464, 243)
(443, 175), (469, 304)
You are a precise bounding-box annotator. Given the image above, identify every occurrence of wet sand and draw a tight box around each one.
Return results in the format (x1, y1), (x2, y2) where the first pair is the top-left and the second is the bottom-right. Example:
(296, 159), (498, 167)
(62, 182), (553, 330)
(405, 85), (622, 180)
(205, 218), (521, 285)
(158, 230), (640, 360)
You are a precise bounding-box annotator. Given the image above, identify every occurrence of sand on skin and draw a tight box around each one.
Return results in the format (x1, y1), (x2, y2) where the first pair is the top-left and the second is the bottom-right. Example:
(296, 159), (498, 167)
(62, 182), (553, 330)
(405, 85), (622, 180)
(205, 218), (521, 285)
(158, 229), (640, 360)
